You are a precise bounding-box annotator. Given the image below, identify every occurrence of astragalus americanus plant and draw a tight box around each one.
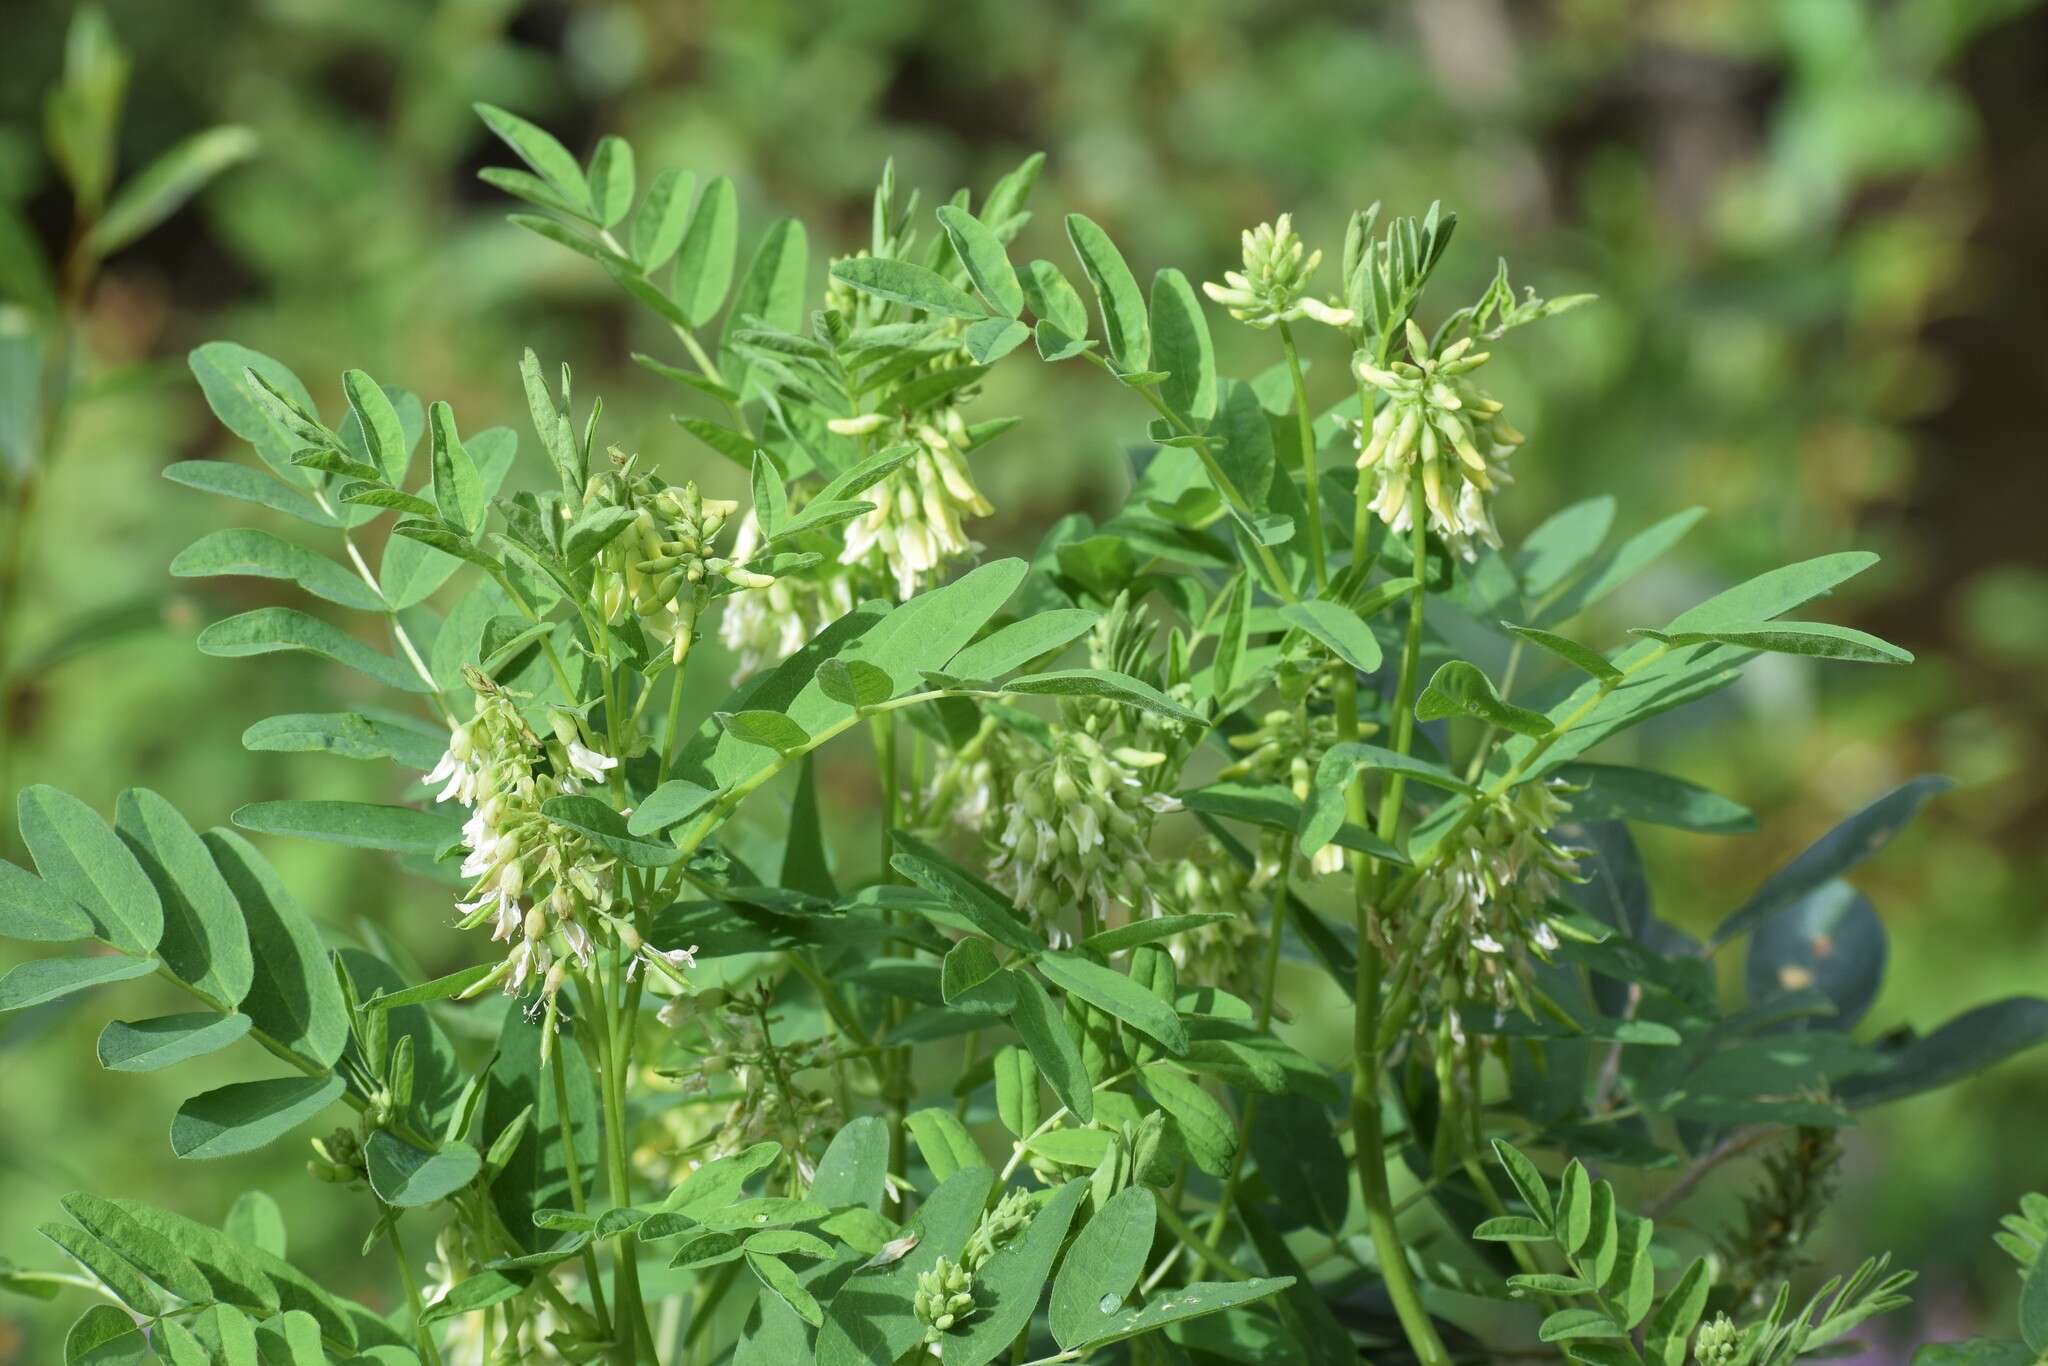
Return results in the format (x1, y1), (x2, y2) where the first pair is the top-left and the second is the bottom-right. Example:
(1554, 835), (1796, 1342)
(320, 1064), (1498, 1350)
(3, 102), (2046, 1366)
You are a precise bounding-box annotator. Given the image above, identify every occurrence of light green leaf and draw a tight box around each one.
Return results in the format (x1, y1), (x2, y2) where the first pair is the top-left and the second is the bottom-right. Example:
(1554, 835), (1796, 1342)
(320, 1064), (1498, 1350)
(1022, 259), (1089, 339)
(539, 795), (682, 867)
(63, 1302), (149, 1364)
(171, 1074), (346, 1159)
(475, 104), (590, 215)
(1064, 1277), (1293, 1353)
(586, 135), (634, 227)
(963, 316), (1030, 363)
(428, 400), (482, 537)
(366, 1132), (483, 1208)
(1139, 1065), (1234, 1176)
(198, 608), (429, 693)
(97, 1011), (251, 1071)
(814, 1167), (994, 1366)
(940, 937), (1009, 1007)
(1557, 763), (1755, 834)
(1643, 1258), (1711, 1366)
(1539, 1307), (1624, 1342)
(626, 780), (717, 837)
(994, 1046), (1040, 1139)
(18, 785), (161, 954)
(1149, 267), (1216, 423)
(1038, 953), (1187, 1055)
(1008, 969), (1092, 1123)
(943, 1181), (1088, 1366)
(1416, 659), (1551, 736)
(242, 710), (446, 769)
(162, 460), (331, 526)
(936, 204), (1022, 317)
(903, 1108), (986, 1182)
(1280, 599), (1383, 673)
(948, 610), (1098, 680)
(171, 527), (382, 611)
(1516, 496), (1615, 601)
(43, 1223), (159, 1316)
(0, 954), (157, 1011)
(831, 255), (987, 319)
(722, 218), (808, 397)
(631, 168), (694, 270)
(995, 668), (1205, 725)
(188, 342), (320, 484)
(890, 832), (1039, 954)
(87, 124), (256, 257)
(1637, 620), (1911, 665)
(816, 658), (894, 709)
(1065, 214), (1149, 371)
(672, 176), (738, 327)
(59, 1191), (212, 1304)
(748, 1250), (824, 1327)
(1537, 507), (1704, 627)
(1504, 623), (1622, 683)
(231, 801), (459, 857)
(1049, 1185), (1156, 1349)
(341, 369), (408, 486)
(1080, 914), (1233, 955)
(716, 709), (811, 752)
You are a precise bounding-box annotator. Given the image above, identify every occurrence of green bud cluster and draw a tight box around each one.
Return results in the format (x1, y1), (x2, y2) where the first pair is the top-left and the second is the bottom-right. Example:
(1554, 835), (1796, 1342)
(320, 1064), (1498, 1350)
(989, 725), (1180, 927)
(1203, 214), (1354, 330)
(914, 1256), (976, 1343)
(1693, 1312), (1741, 1366)
(962, 1188), (1033, 1270)
(1160, 837), (1261, 993)
(308, 1127), (364, 1185)
(1356, 320), (1524, 562)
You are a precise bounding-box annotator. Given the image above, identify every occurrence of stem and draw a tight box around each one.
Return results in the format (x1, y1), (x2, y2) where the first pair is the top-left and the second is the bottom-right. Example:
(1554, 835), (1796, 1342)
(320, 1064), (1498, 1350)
(1278, 320), (1327, 591)
(382, 1204), (441, 1365)
(553, 1036), (613, 1334)
(1150, 1195), (1249, 1282)
(1201, 879), (1289, 1247)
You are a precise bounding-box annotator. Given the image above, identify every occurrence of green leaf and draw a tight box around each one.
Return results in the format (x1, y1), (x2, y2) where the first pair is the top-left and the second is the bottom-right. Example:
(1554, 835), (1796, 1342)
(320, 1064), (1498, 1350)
(1537, 507), (1704, 626)
(814, 1166), (994, 1366)
(1080, 913), (1233, 955)
(562, 504), (638, 567)
(1299, 742), (1471, 855)
(361, 963), (497, 1011)
(631, 168), (694, 270)
(483, 1008), (599, 1251)
(1557, 1160), (1592, 1251)
(163, 459), (331, 526)
(717, 709), (812, 753)
(1139, 1064), (1234, 1176)
(97, 1011), (251, 1070)
(1038, 953), (1188, 1055)
(627, 780), (718, 837)
(224, 1191), (287, 1258)
(1638, 619), (1911, 665)
(1474, 1216), (1552, 1241)
(1417, 659), (1551, 736)
(1065, 214), (1149, 371)
(231, 801), (458, 857)
(810, 1114), (889, 1211)
(188, 342), (320, 484)
(55, 1282), (155, 1345)
(945, 1181), (1089, 1366)
(171, 1074), (346, 1159)
(1280, 599), (1383, 673)
(1539, 1308), (1624, 1342)
(198, 607), (429, 693)
(831, 256), (988, 321)
(890, 832), (1040, 953)
(722, 218), (808, 397)
(1492, 1139), (1554, 1228)
(366, 1132), (483, 1208)
(1247, 1093), (1348, 1235)
(428, 400), (482, 537)
(2020, 1250), (2048, 1354)
(1064, 1277), (1293, 1353)
(59, 1191), (212, 1304)
(1643, 1258), (1710, 1366)
(586, 135), (634, 227)
(903, 1108), (986, 1181)
(1022, 259), (1089, 339)
(1714, 776), (1952, 946)
(963, 315), (1030, 363)
(748, 1250), (823, 1327)
(1504, 623), (1623, 683)
(86, 124), (256, 257)
(672, 176), (739, 327)
(1556, 763), (1755, 834)
(994, 1045), (1041, 1139)
(1008, 969), (1092, 1123)
(1517, 496), (1616, 601)
(539, 795), (683, 867)
(936, 204), (1022, 317)
(475, 104), (590, 215)
(1149, 267), (1216, 423)
(940, 936), (1009, 1007)
(420, 1270), (525, 1324)
(816, 658), (894, 709)
(1839, 996), (2048, 1109)
(206, 828), (350, 1067)
(0, 859), (95, 943)
(241, 711), (445, 769)
(995, 668), (1205, 725)
(0, 954), (156, 1011)
(341, 369), (408, 486)
(153, 1320), (209, 1366)
(18, 786), (162, 955)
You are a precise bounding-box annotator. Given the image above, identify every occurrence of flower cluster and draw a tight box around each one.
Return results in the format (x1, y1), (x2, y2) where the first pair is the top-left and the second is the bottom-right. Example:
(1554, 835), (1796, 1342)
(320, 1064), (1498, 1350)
(584, 455), (775, 664)
(427, 672), (621, 1000)
(1202, 214), (1353, 330)
(1411, 777), (1585, 1013)
(831, 409), (993, 599)
(988, 726), (1179, 928)
(1355, 321), (1524, 561)
(717, 508), (857, 681)
(1160, 838), (1261, 990)
(1219, 703), (1353, 878)
(914, 1257), (976, 1345)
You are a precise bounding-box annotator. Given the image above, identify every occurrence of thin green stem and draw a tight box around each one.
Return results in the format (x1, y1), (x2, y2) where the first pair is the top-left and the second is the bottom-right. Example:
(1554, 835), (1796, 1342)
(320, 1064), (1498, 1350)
(383, 1204), (441, 1365)
(1201, 879), (1289, 1247)
(1278, 320), (1326, 591)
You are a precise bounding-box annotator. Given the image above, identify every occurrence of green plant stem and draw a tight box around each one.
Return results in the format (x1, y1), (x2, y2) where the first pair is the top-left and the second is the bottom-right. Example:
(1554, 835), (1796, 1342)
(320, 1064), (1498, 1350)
(590, 957), (652, 1364)
(553, 1038), (613, 1335)
(1150, 1195), (1249, 1282)
(1278, 320), (1326, 590)
(1200, 879), (1289, 1248)
(382, 1203), (442, 1365)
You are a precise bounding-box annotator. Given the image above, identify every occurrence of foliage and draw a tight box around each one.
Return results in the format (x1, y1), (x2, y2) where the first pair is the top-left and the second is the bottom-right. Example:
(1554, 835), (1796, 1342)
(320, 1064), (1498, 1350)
(3, 7), (2048, 1366)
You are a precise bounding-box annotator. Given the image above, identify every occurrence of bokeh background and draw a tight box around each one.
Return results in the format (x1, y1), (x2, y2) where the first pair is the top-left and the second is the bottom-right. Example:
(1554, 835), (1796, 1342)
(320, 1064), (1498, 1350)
(3, 0), (2046, 1360)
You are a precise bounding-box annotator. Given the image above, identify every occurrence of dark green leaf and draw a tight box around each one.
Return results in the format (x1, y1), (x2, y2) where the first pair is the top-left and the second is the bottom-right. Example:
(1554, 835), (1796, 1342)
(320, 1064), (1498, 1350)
(1417, 659), (1551, 736)
(18, 785), (162, 954)
(171, 1074), (346, 1159)
(829, 255), (986, 319)
(97, 1011), (251, 1070)
(231, 801), (459, 857)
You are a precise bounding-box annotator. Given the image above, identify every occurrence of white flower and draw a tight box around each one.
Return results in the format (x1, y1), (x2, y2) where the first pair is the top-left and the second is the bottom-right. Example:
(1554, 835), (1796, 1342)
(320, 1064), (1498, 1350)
(565, 740), (618, 784)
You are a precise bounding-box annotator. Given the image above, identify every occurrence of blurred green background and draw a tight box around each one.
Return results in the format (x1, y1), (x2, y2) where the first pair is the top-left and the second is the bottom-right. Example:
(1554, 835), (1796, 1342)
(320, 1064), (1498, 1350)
(3, 0), (2047, 1359)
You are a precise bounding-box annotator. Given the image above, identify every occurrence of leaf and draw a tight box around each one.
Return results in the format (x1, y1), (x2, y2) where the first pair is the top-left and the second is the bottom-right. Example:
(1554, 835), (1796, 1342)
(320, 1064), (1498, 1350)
(722, 218), (809, 396)
(242, 710), (446, 769)
(0, 859), (95, 943)
(717, 709), (812, 753)
(1417, 659), (1551, 736)
(2021, 1251), (2048, 1355)
(1505, 623), (1623, 683)
(1557, 1160), (1592, 1251)
(224, 1191), (287, 1258)
(539, 795), (683, 867)
(748, 1250), (824, 1326)
(815, 1166), (994, 1366)
(1839, 997), (2048, 1108)
(1065, 214), (1149, 371)
(475, 104), (590, 215)
(993, 1045), (1040, 1139)
(482, 1007), (600, 1251)
(1492, 1140), (1554, 1228)
(63, 1301), (151, 1360)
(811, 1114), (890, 1212)
(586, 134), (634, 227)
(1300, 742), (1472, 856)
(1022, 258), (1090, 339)
(428, 400), (482, 537)
(1714, 776), (1952, 946)
(18, 785), (162, 954)
(940, 936), (1009, 1007)
(963, 316), (1030, 363)
(206, 829), (350, 1067)
(1745, 879), (1887, 1028)
(1643, 1258), (1710, 1366)
(903, 1109), (986, 1182)
(627, 780), (718, 837)
(1538, 507), (1704, 626)
(936, 204), (1022, 317)
(1064, 1278), (1293, 1353)
(1474, 1216), (1552, 1241)
(1139, 1065), (1235, 1176)
(163, 459), (331, 525)
(1639, 620), (1911, 665)
(830, 255), (987, 320)
(890, 832), (1039, 953)
(1150, 267), (1216, 423)
(1517, 496), (1616, 601)
(1047, 1185), (1155, 1347)
(0, 954), (156, 1011)
(188, 342), (321, 483)
(87, 124), (257, 257)
(198, 608), (429, 693)
(1280, 599), (1383, 673)
(171, 1074), (346, 1159)
(1556, 763), (1756, 834)
(672, 176), (739, 327)
(1038, 953), (1188, 1055)
(949, 1188), (1095, 1365)
(59, 1192), (213, 1304)
(231, 801), (459, 857)
(946, 611), (1099, 681)
(1248, 1093), (1348, 1236)
(1539, 1308), (1624, 1342)
(97, 1011), (251, 1070)
(1008, 970), (1092, 1123)
(421, 1270), (525, 1324)
(631, 167), (694, 269)
(816, 658), (895, 709)
(1080, 913), (1233, 955)
(366, 1132), (483, 1208)
(340, 369), (408, 486)
(995, 668), (1205, 725)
